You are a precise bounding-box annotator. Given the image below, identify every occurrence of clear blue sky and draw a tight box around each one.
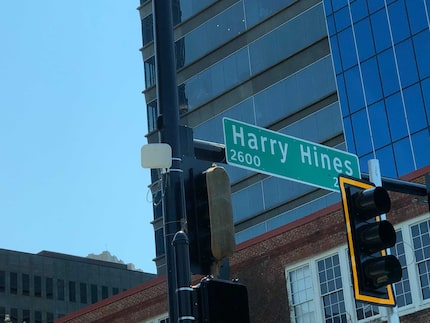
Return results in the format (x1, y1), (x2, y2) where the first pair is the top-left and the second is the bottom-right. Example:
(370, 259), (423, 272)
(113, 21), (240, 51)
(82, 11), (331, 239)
(0, 2), (156, 273)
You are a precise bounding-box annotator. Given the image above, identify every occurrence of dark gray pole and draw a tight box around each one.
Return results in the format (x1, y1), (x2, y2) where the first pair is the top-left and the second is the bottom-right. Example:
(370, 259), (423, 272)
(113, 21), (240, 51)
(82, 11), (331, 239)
(152, 0), (187, 321)
(173, 231), (195, 322)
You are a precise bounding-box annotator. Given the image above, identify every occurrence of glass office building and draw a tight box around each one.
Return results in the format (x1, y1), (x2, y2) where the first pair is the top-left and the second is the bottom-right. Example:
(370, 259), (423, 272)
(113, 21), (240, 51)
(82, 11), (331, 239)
(324, 0), (430, 177)
(139, 0), (430, 275)
(140, 0), (343, 274)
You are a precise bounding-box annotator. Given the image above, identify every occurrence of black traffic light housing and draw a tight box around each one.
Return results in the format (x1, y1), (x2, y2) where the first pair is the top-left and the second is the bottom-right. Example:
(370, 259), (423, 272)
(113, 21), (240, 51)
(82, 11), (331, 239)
(183, 156), (235, 275)
(194, 277), (250, 323)
(339, 175), (402, 306)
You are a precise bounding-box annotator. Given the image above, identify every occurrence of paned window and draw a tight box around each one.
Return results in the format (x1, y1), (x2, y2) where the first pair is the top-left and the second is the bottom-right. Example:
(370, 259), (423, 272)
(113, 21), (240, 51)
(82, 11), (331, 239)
(391, 230), (412, 307)
(411, 220), (430, 300)
(286, 215), (430, 322)
(317, 255), (347, 322)
(289, 265), (315, 322)
(355, 301), (379, 321)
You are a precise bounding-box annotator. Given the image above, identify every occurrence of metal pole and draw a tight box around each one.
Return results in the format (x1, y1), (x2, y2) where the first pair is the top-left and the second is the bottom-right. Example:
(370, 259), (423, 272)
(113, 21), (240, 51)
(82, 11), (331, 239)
(368, 159), (400, 323)
(173, 231), (195, 322)
(152, 0), (187, 321)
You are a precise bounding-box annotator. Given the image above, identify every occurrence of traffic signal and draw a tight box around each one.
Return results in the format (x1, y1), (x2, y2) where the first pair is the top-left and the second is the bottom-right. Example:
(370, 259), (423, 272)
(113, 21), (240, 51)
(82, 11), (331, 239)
(339, 175), (402, 306)
(194, 277), (250, 323)
(184, 157), (235, 275)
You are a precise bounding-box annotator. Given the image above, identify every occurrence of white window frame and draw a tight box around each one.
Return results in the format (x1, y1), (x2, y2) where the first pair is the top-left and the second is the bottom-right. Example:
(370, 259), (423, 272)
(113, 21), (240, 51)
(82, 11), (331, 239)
(142, 313), (169, 323)
(286, 211), (430, 322)
(401, 212), (430, 315)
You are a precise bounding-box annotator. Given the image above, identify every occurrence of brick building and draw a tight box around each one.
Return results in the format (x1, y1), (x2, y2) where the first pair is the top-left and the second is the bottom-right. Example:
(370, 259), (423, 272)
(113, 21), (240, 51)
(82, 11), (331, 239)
(57, 166), (430, 322)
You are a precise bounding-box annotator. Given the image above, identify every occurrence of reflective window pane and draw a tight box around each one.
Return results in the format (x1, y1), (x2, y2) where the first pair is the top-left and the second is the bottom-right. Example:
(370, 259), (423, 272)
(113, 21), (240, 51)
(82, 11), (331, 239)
(344, 66), (365, 113)
(370, 9), (391, 53)
(406, 0), (429, 34)
(181, 48), (250, 110)
(249, 4), (326, 75)
(395, 39), (418, 88)
(387, 0), (410, 44)
(361, 57), (382, 104)
(413, 31), (430, 79)
(393, 137), (414, 176)
(232, 183), (264, 222)
(368, 101), (390, 149)
(350, 0), (369, 23)
(412, 129), (430, 169)
(378, 49), (400, 96)
(351, 109), (372, 156)
(338, 27), (357, 70)
(354, 18), (374, 61)
(385, 93), (408, 141)
(403, 84), (427, 133)
(376, 145), (397, 178)
(178, 3), (245, 67)
(244, 0), (295, 27)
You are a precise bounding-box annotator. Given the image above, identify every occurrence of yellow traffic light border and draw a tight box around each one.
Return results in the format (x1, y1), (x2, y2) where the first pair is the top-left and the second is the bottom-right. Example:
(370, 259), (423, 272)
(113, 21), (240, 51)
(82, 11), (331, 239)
(339, 175), (396, 306)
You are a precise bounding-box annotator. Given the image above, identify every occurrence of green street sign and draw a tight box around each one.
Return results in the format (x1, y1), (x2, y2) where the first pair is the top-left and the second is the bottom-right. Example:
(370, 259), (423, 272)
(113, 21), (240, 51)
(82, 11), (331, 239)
(223, 118), (360, 192)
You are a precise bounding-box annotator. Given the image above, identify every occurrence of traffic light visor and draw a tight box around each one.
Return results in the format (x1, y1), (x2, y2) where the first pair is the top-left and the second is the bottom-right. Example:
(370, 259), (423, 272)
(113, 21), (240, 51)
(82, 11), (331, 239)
(354, 187), (391, 220)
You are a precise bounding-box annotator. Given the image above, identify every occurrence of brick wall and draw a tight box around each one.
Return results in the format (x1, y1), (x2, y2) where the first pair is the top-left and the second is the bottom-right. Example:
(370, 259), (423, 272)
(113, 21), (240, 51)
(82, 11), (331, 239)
(229, 167), (429, 322)
(57, 166), (429, 322)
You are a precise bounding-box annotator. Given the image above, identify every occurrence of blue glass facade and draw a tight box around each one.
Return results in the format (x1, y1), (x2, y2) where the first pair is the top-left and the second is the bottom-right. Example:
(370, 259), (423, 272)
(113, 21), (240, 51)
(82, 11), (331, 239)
(324, 0), (430, 178)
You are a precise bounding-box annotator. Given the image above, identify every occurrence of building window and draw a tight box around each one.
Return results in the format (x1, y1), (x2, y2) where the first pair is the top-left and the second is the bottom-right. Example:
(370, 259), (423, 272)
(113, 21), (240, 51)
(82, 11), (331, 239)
(57, 279), (65, 300)
(355, 301), (379, 321)
(391, 230), (412, 307)
(80, 283), (88, 304)
(47, 312), (54, 323)
(34, 276), (42, 297)
(144, 313), (169, 323)
(411, 219), (430, 300)
(102, 285), (109, 299)
(22, 274), (30, 296)
(46, 277), (53, 299)
(10, 272), (18, 294)
(288, 265), (315, 322)
(0, 271), (5, 292)
(10, 308), (18, 323)
(286, 214), (430, 322)
(69, 281), (76, 302)
(317, 254), (347, 322)
(91, 284), (98, 304)
(22, 309), (30, 323)
(35, 310), (42, 323)
(112, 287), (119, 295)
